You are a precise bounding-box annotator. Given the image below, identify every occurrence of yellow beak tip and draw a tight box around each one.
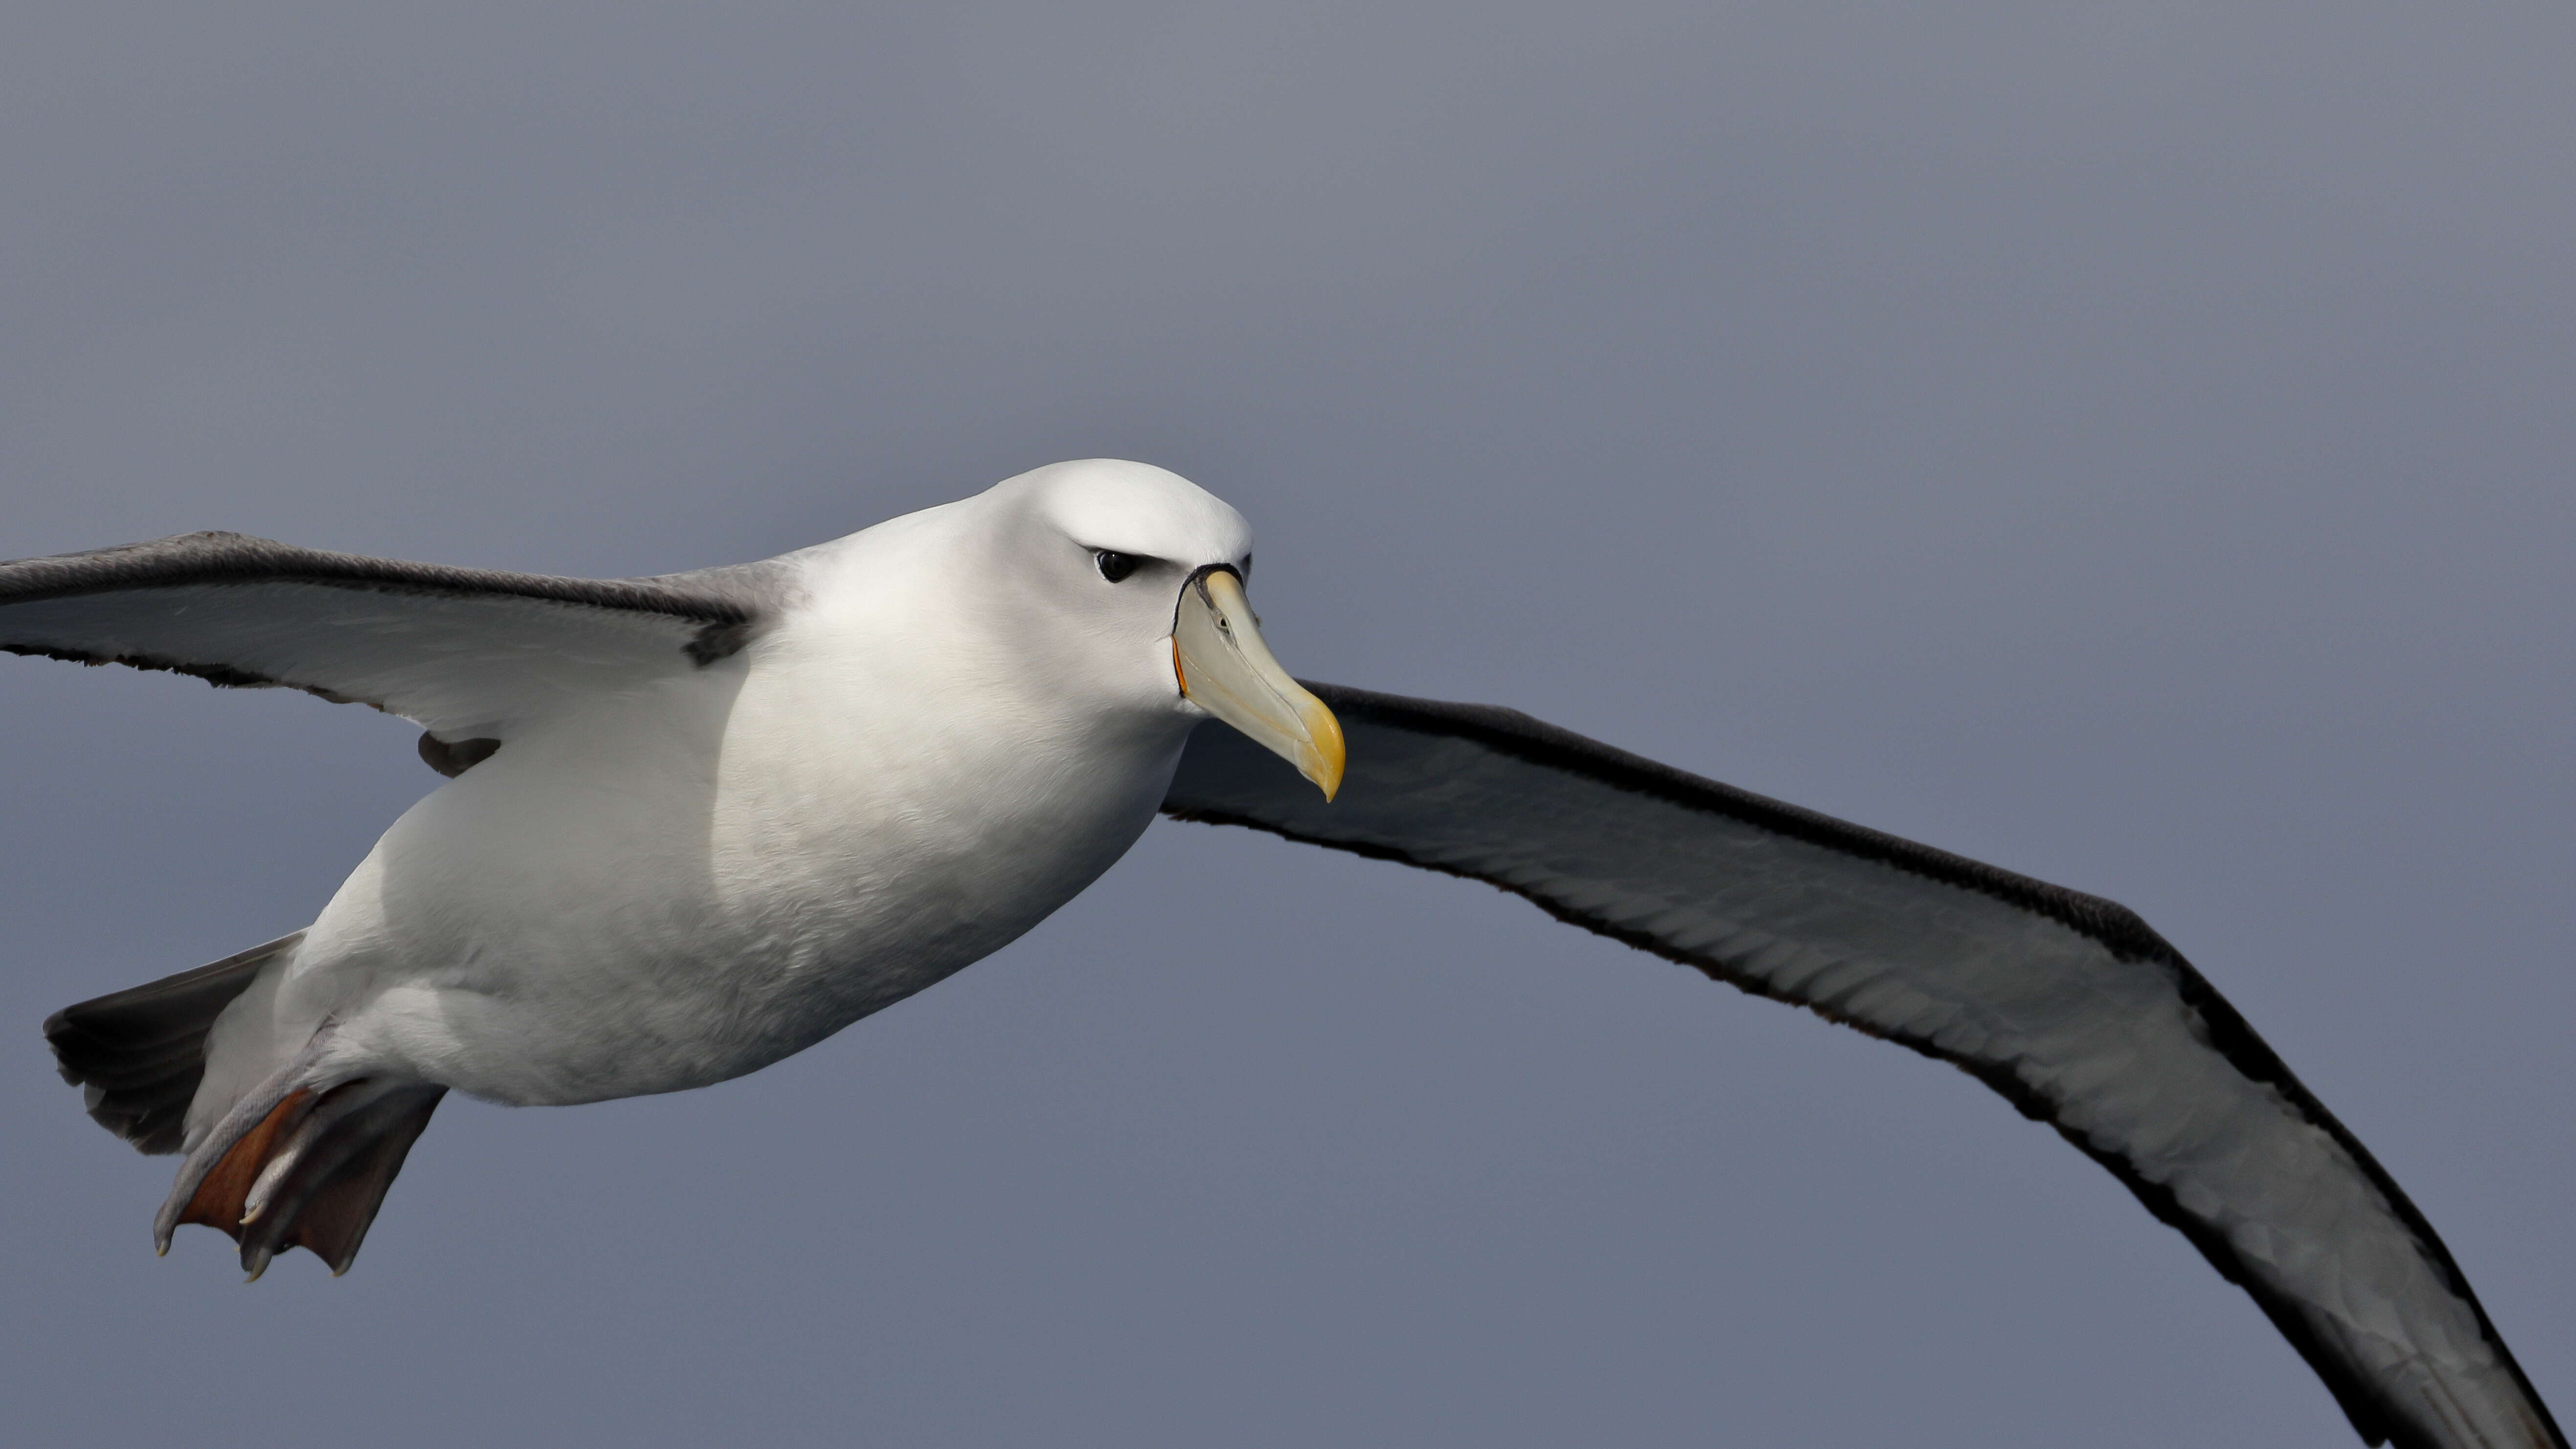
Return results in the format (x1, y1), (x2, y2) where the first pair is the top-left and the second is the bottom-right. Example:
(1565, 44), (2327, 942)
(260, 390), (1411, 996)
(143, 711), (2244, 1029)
(1304, 712), (1346, 803)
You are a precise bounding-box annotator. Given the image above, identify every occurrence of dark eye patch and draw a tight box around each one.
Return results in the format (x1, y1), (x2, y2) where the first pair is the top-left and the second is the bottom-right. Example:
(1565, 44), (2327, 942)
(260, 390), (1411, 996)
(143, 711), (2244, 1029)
(1094, 550), (1144, 583)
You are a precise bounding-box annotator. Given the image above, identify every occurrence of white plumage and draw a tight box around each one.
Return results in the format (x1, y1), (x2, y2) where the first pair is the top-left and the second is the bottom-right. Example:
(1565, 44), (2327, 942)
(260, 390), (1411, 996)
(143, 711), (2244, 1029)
(249, 462), (1245, 1111)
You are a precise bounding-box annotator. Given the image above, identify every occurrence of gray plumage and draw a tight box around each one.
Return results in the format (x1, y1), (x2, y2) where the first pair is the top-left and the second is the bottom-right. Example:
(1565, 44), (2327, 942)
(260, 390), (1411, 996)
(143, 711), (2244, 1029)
(1163, 682), (2563, 1449)
(0, 530), (793, 729)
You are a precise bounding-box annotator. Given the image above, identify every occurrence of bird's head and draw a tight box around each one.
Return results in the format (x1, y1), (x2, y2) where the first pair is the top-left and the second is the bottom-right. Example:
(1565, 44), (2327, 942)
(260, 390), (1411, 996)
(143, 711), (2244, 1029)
(962, 458), (1344, 800)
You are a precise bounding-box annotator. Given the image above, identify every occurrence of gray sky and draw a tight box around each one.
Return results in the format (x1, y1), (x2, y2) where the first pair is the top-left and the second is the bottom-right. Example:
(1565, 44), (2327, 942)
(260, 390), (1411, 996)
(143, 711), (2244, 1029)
(4, 3), (2573, 1444)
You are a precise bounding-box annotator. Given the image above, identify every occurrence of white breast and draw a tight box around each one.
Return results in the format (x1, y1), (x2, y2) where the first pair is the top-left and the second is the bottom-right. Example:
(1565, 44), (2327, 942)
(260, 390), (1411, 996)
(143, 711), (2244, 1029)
(274, 526), (1193, 1106)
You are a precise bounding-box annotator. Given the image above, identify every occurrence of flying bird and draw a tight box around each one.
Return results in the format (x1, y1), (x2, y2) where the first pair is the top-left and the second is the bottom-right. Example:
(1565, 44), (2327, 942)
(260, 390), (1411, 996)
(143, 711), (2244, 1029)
(6, 460), (2559, 1449)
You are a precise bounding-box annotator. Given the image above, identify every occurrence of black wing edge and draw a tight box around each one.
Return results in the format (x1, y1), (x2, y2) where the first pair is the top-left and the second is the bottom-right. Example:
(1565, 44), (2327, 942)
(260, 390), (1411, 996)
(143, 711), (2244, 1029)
(1161, 680), (2564, 1449)
(0, 531), (765, 683)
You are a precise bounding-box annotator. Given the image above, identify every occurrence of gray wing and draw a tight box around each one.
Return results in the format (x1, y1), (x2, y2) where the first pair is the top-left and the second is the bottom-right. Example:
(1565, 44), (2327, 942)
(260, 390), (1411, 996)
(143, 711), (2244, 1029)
(0, 531), (779, 744)
(1161, 681), (2562, 1449)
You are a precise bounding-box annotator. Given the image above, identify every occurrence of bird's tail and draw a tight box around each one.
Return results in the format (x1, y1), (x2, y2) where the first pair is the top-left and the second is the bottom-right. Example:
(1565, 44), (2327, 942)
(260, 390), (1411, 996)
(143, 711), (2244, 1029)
(44, 934), (297, 1156)
(45, 936), (445, 1278)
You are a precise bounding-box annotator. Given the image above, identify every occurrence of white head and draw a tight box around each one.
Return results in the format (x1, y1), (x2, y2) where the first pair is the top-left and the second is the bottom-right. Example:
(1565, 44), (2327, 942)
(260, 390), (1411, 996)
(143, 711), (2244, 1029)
(851, 459), (1342, 796)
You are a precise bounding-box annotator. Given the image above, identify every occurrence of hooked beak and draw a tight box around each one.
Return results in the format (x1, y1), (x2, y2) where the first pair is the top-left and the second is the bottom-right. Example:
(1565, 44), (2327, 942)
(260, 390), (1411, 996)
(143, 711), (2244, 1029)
(1171, 568), (1344, 801)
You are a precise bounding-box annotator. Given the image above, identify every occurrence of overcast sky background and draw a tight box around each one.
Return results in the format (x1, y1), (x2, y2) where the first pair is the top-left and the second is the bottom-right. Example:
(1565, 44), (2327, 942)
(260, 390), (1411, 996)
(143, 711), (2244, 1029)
(2, 4), (2573, 1445)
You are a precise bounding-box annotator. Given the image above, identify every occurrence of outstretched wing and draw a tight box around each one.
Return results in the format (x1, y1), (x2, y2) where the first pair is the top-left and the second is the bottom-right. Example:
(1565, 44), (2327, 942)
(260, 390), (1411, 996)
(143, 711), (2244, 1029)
(1161, 682), (2562, 1449)
(0, 531), (777, 744)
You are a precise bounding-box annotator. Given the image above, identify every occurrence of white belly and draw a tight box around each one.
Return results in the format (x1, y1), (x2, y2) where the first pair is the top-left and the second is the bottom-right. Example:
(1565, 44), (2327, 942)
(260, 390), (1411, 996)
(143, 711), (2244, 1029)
(277, 641), (1191, 1106)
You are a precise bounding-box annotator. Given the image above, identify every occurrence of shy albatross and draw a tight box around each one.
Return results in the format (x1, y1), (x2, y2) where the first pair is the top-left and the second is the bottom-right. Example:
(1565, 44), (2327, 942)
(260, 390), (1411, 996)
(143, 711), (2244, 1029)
(5, 459), (2558, 1449)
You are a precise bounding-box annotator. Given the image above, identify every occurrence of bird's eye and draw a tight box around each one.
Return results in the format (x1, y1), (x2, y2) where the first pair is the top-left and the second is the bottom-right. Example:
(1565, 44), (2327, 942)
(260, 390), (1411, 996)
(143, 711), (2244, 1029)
(1094, 550), (1143, 583)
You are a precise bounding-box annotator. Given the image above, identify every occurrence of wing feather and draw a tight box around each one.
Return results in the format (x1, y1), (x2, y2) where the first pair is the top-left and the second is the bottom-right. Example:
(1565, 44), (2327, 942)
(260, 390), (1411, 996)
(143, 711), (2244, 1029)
(1161, 681), (2562, 1449)
(0, 532), (777, 738)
